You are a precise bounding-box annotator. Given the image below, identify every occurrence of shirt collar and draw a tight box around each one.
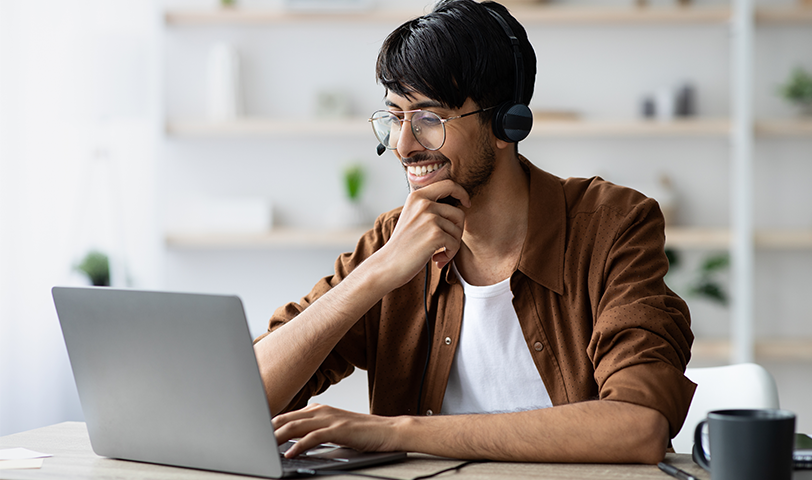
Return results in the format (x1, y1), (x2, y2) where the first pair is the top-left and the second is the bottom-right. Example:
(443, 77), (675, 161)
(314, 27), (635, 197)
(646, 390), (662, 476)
(516, 155), (566, 295)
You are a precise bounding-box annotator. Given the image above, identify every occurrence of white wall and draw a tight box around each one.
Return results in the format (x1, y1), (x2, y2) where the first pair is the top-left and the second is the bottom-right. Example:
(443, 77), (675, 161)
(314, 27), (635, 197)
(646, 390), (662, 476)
(0, 0), (159, 435)
(1, 0), (810, 438)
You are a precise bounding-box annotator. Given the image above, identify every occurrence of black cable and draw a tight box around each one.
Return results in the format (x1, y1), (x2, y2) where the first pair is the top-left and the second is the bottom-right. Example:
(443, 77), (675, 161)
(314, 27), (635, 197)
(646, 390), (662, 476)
(411, 460), (483, 480)
(296, 469), (399, 479)
(416, 262), (432, 415)
(298, 460), (483, 480)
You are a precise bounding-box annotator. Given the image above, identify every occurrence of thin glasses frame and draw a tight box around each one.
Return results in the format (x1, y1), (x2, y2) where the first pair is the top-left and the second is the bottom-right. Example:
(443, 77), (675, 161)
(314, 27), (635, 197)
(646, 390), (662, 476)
(369, 106), (495, 152)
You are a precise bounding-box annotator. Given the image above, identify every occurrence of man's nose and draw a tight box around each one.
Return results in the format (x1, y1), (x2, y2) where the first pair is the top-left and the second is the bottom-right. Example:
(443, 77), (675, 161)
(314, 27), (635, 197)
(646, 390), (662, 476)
(396, 119), (426, 158)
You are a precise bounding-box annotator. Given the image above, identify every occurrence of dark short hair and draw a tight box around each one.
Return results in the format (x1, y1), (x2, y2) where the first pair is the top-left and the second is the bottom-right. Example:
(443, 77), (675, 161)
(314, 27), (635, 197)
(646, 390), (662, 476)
(375, 0), (536, 125)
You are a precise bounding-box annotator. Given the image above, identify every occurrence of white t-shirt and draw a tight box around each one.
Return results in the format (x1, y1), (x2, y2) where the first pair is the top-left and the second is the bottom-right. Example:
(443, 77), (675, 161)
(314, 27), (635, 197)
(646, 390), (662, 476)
(441, 264), (553, 415)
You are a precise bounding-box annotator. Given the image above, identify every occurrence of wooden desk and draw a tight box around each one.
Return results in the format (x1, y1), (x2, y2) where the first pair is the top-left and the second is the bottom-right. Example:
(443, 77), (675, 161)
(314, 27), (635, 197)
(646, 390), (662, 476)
(1, 421), (710, 480)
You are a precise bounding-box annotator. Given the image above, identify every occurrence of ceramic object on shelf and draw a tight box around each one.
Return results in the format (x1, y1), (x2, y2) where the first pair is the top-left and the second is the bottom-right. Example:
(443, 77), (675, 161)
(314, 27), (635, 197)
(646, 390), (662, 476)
(170, 197), (273, 234)
(328, 199), (368, 229)
(207, 43), (243, 121)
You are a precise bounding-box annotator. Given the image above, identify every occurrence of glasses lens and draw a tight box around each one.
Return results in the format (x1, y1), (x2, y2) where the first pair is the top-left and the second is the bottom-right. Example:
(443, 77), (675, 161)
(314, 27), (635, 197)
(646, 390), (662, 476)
(371, 111), (400, 150)
(412, 111), (445, 151)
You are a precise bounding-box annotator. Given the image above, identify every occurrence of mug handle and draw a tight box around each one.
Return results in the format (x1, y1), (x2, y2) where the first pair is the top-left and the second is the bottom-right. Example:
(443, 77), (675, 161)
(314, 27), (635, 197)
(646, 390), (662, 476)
(693, 419), (711, 471)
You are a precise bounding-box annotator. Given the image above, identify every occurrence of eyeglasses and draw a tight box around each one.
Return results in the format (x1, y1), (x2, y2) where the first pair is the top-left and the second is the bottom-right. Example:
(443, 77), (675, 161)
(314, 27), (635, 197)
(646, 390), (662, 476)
(369, 106), (495, 152)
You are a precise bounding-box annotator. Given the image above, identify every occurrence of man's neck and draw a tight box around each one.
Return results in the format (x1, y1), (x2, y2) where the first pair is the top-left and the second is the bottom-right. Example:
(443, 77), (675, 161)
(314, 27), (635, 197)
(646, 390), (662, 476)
(455, 153), (529, 286)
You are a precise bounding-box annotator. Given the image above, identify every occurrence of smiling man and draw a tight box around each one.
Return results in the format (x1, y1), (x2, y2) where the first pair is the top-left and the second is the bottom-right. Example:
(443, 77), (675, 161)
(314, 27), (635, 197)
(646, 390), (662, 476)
(253, 0), (695, 464)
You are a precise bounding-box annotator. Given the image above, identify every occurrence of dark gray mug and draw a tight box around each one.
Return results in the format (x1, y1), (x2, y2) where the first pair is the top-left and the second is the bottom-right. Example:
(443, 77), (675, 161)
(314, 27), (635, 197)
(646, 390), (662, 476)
(693, 409), (796, 480)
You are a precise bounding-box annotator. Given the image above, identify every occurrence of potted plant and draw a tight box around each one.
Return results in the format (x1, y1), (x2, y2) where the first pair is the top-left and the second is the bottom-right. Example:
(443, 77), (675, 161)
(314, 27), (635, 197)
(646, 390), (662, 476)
(328, 163), (368, 228)
(778, 67), (812, 115)
(665, 249), (729, 306)
(75, 250), (110, 287)
(344, 164), (365, 205)
(687, 253), (730, 306)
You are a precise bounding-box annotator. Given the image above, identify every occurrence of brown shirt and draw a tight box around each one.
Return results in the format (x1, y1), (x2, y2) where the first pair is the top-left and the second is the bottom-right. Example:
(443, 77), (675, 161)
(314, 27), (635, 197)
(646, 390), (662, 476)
(257, 157), (696, 439)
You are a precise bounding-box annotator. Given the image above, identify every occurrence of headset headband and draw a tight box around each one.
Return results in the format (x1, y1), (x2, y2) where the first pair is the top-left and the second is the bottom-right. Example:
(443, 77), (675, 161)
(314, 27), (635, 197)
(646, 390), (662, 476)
(484, 7), (533, 143)
(486, 8), (524, 106)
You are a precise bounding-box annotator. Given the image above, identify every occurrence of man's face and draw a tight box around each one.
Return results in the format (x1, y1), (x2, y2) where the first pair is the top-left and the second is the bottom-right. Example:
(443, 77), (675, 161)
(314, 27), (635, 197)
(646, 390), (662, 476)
(383, 91), (496, 199)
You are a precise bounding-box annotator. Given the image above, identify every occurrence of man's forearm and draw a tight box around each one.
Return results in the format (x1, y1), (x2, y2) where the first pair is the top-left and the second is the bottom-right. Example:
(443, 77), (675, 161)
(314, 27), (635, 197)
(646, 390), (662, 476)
(254, 255), (394, 415)
(255, 184), (469, 415)
(395, 400), (669, 464)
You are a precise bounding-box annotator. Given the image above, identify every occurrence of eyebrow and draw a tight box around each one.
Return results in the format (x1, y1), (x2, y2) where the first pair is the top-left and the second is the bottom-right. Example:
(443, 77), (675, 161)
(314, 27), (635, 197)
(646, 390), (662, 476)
(384, 98), (445, 111)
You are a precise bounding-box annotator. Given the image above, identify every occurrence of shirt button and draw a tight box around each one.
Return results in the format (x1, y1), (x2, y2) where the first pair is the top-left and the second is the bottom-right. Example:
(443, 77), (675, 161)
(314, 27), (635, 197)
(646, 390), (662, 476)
(534, 342), (543, 352)
(426, 409), (434, 416)
(444, 337), (452, 345)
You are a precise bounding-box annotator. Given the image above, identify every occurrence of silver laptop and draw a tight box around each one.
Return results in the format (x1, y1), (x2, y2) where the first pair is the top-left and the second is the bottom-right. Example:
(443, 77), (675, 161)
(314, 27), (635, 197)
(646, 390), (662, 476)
(52, 286), (405, 478)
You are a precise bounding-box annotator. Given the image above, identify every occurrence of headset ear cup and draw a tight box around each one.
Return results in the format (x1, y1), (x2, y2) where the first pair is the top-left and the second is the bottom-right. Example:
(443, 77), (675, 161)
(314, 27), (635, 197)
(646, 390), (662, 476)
(492, 102), (533, 143)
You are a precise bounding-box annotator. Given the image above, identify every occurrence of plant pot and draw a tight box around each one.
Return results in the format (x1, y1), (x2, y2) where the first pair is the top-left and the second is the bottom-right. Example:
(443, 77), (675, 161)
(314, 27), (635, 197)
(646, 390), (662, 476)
(328, 199), (368, 229)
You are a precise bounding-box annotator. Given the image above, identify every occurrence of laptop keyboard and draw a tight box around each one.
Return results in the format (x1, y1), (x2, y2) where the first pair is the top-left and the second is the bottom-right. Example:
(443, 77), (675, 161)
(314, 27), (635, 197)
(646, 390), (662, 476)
(280, 455), (345, 470)
(278, 442), (346, 472)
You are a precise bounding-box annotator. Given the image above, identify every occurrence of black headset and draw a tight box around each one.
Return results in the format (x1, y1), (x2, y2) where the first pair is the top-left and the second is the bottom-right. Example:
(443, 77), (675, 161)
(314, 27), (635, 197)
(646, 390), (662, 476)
(485, 7), (533, 144)
(376, 7), (533, 155)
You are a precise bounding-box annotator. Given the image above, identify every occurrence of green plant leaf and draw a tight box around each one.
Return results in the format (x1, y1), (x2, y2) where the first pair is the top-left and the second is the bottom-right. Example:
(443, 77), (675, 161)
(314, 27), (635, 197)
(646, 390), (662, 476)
(700, 253), (730, 273)
(665, 248), (680, 269)
(779, 67), (812, 104)
(344, 164), (365, 201)
(75, 250), (110, 287)
(690, 280), (728, 306)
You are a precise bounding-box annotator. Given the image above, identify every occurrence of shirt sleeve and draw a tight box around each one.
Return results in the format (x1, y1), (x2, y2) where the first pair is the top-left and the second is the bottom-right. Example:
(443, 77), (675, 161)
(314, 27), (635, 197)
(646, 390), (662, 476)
(588, 197), (697, 439)
(252, 212), (397, 414)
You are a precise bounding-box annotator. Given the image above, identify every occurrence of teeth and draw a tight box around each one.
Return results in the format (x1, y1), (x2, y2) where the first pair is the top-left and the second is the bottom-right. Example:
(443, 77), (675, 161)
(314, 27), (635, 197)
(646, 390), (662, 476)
(407, 163), (443, 177)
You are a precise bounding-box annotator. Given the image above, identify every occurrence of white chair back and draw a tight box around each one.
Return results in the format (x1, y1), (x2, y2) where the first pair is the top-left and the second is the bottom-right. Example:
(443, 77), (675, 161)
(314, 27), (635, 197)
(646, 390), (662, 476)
(672, 363), (780, 454)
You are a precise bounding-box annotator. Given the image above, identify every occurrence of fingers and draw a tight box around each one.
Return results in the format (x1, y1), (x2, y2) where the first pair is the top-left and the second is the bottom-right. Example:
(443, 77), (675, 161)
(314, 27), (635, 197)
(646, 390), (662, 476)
(429, 180), (471, 209)
(432, 245), (454, 270)
(272, 404), (394, 458)
(273, 405), (334, 457)
(402, 181), (467, 248)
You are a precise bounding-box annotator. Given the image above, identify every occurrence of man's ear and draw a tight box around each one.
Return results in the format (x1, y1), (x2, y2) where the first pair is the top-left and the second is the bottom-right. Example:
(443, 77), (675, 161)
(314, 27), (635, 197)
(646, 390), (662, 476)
(495, 138), (512, 151)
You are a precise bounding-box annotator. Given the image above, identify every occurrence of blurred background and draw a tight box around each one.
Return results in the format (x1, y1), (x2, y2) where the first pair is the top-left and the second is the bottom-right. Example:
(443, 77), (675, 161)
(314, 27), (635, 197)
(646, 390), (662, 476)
(1, 0), (811, 437)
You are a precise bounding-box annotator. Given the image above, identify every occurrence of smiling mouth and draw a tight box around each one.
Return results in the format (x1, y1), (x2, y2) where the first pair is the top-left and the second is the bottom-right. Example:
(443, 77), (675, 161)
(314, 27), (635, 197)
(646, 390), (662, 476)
(406, 162), (445, 177)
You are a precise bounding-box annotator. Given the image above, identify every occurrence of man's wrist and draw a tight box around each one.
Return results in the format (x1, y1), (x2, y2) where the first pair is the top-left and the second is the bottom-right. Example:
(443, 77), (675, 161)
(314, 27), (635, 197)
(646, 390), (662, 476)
(353, 245), (414, 296)
(390, 414), (422, 453)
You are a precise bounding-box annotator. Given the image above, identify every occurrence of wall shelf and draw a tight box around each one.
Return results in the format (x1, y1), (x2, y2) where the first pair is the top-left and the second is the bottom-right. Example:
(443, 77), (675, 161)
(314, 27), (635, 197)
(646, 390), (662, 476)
(164, 5), (812, 27)
(755, 119), (812, 137)
(164, 227), (812, 251)
(755, 6), (812, 24)
(165, 118), (369, 138)
(511, 6), (731, 25)
(166, 117), (812, 139)
(755, 229), (812, 250)
(666, 227), (730, 250)
(164, 6), (738, 26)
(665, 228), (812, 250)
(165, 227), (369, 249)
(530, 118), (730, 138)
(164, 9), (420, 26)
(693, 338), (812, 362)
(165, 117), (733, 139)
(165, 226), (723, 250)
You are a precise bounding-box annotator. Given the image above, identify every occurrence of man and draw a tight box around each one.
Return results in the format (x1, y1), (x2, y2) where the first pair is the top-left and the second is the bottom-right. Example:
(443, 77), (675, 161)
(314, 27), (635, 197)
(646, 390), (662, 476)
(253, 0), (695, 464)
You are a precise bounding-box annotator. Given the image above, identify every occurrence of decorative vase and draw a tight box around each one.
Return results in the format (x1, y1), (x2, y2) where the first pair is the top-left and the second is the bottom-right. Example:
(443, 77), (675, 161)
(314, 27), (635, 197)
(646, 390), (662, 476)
(207, 43), (243, 121)
(328, 199), (367, 229)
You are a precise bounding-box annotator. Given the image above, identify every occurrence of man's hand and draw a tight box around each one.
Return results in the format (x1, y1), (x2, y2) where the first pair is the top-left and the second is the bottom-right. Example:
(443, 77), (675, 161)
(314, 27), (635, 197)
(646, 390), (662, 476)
(371, 179), (470, 290)
(273, 404), (403, 458)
